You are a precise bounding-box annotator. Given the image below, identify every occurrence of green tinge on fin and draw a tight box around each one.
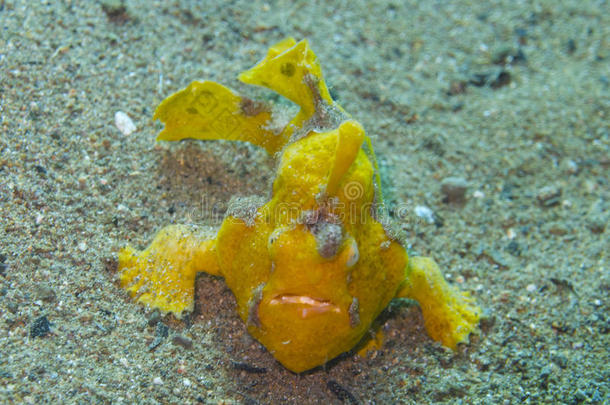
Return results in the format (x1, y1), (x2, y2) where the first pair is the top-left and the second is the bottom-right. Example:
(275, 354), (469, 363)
(364, 136), (384, 204)
(154, 80), (288, 154)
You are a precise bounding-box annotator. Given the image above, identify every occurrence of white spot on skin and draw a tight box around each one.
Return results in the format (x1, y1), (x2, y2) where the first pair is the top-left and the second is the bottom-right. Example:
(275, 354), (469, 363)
(345, 239), (359, 267)
(268, 227), (288, 250)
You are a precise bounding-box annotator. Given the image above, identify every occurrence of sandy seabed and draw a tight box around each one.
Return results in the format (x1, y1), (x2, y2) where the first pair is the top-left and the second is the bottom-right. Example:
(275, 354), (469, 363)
(1, 0), (608, 403)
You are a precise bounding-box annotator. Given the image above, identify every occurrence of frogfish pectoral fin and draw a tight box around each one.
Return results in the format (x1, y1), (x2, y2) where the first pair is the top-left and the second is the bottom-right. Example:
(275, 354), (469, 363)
(396, 256), (481, 349)
(118, 225), (220, 318)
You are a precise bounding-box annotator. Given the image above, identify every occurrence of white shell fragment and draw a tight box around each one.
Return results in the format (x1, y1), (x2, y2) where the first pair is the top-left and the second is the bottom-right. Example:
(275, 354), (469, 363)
(114, 111), (136, 135)
(414, 205), (435, 224)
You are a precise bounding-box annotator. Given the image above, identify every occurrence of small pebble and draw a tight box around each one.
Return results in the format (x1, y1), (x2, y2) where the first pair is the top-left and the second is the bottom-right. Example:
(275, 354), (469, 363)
(153, 376), (163, 385)
(0, 254), (6, 277)
(586, 215), (605, 234)
(506, 240), (521, 256)
(563, 159), (579, 174)
(78, 242), (88, 252)
(552, 353), (568, 369)
(100, 0), (126, 17)
(149, 322), (169, 350)
(441, 177), (469, 204)
(547, 224), (568, 236)
(36, 285), (56, 302)
(33, 164), (47, 175)
(566, 38), (577, 54)
(536, 185), (561, 207)
(486, 249), (509, 268)
(327, 380), (358, 404)
(573, 389), (588, 402)
(29, 101), (40, 114)
(584, 179), (596, 193)
(591, 389), (603, 402)
(539, 365), (552, 380)
(147, 311), (161, 327)
(115, 111), (136, 135)
(490, 71), (511, 89)
(172, 334), (193, 349)
(526, 283), (537, 293)
(447, 80), (467, 96)
(183, 378), (191, 387)
(30, 315), (51, 338)
(492, 46), (526, 65)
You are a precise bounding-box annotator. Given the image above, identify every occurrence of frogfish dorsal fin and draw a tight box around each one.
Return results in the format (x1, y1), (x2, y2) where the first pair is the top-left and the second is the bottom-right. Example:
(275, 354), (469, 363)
(238, 38), (334, 121)
(154, 80), (288, 154)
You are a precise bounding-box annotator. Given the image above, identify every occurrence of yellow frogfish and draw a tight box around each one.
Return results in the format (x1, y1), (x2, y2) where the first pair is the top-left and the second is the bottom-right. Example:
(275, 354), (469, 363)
(118, 38), (480, 373)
